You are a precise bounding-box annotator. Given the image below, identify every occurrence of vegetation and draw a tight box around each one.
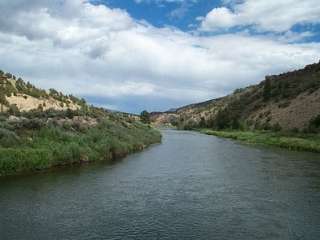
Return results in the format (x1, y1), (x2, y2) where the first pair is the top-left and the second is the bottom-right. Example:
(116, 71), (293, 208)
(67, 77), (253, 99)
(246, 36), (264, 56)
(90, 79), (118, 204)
(0, 112), (161, 176)
(309, 114), (320, 133)
(263, 62), (320, 101)
(153, 61), (320, 137)
(263, 77), (272, 101)
(200, 129), (320, 153)
(155, 61), (320, 153)
(0, 70), (162, 177)
(140, 110), (151, 124)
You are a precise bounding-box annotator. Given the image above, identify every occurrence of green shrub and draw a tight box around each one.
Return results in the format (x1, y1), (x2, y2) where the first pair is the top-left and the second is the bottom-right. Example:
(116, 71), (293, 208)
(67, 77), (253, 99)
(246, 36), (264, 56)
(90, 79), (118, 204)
(0, 128), (20, 147)
(0, 114), (161, 176)
(8, 104), (20, 116)
(309, 115), (320, 133)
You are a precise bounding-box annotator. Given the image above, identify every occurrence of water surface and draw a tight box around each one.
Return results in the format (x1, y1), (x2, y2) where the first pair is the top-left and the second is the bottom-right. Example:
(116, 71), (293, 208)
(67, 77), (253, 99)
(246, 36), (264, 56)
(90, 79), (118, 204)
(1, 130), (320, 240)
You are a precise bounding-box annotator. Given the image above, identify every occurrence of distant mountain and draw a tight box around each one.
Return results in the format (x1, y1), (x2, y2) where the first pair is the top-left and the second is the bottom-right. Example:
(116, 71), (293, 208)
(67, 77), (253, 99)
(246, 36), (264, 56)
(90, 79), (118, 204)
(151, 61), (320, 132)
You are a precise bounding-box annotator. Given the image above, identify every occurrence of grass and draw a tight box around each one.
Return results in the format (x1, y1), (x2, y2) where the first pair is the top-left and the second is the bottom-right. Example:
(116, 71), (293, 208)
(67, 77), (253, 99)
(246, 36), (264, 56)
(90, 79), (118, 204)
(0, 119), (161, 176)
(199, 129), (320, 153)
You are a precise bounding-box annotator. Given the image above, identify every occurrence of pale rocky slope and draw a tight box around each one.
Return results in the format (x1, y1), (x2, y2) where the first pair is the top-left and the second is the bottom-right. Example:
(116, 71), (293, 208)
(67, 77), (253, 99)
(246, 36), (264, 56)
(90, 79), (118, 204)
(7, 94), (79, 112)
(0, 71), (82, 113)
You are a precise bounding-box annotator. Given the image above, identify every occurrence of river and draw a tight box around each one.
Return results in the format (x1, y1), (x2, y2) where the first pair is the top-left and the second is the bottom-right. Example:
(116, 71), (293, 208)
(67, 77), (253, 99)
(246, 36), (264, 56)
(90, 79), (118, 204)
(1, 130), (320, 240)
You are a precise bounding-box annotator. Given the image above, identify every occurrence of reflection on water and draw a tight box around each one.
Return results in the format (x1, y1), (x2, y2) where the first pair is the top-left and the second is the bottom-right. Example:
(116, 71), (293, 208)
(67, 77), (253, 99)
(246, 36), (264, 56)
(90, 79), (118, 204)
(1, 130), (320, 240)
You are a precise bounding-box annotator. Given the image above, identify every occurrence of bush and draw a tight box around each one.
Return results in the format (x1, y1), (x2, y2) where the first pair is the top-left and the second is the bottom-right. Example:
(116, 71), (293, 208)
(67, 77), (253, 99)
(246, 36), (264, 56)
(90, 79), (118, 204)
(0, 128), (20, 147)
(0, 115), (161, 176)
(309, 115), (320, 133)
(8, 104), (20, 116)
(0, 148), (53, 175)
(271, 123), (282, 132)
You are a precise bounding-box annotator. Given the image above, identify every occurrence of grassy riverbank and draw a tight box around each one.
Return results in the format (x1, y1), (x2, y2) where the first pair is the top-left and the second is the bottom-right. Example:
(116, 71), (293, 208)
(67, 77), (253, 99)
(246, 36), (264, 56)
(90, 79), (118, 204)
(199, 129), (320, 153)
(0, 114), (161, 177)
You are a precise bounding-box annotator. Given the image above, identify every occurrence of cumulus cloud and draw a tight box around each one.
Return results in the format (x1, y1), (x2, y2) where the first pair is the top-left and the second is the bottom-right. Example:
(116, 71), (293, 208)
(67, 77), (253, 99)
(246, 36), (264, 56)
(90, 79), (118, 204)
(200, 0), (320, 32)
(0, 0), (319, 112)
(134, 0), (196, 3)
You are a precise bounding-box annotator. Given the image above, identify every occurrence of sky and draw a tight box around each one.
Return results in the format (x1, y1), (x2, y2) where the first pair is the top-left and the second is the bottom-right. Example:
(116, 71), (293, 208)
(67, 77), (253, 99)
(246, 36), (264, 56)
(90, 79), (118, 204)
(0, 0), (319, 113)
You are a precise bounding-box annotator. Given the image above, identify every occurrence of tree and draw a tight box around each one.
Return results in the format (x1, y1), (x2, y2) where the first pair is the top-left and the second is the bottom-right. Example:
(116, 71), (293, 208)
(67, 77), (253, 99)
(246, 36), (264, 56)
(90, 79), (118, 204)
(5, 73), (12, 79)
(66, 108), (74, 119)
(214, 109), (229, 130)
(263, 77), (272, 101)
(199, 117), (206, 128)
(0, 92), (8, 105)
(309, 114), (320, 133)
(140, 110), (150, 124)
(49, 88), (59, 96)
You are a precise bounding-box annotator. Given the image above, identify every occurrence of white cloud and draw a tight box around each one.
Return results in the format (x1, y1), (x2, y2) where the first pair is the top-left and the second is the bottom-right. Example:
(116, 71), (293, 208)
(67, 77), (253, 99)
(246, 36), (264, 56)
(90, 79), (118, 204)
(200, 7), (236, 30)
(0, 0), (319, 112)
(200, 0), (320, 32)
(134, 0), (196, 3)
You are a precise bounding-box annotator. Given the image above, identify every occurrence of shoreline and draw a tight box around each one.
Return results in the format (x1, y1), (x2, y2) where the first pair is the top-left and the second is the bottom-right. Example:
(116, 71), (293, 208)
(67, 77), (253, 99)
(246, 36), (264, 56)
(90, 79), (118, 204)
(0, 120), (162, 177)
(0, 140), (161, 178)
(198, 129), (320, 153)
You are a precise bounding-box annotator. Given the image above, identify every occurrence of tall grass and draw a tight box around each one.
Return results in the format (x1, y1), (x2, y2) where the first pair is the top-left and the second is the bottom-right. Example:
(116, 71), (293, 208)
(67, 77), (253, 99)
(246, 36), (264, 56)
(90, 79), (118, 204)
(200, 129), (320, 153)
(0, 119), (161, 176)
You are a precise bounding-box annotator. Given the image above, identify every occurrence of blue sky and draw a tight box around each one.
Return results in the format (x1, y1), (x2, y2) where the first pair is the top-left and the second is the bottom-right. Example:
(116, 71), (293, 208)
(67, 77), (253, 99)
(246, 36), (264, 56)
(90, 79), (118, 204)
(0, 0), (320, 113)
(93, 0), (320, 42)
(92, 0), (221, 31)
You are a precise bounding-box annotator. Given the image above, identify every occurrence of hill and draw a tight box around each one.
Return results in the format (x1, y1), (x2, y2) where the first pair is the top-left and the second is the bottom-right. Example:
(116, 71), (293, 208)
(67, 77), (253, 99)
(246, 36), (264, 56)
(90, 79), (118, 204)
(0, 70), (86, 113)
(0, 70), (161, 177)
(151, 61), (320, 133)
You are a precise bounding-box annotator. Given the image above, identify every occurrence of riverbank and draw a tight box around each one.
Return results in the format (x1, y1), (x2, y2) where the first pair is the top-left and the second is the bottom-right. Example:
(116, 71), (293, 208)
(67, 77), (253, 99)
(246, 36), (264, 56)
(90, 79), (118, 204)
(0, 116), (161, 177)
(199, 129), (320, 153)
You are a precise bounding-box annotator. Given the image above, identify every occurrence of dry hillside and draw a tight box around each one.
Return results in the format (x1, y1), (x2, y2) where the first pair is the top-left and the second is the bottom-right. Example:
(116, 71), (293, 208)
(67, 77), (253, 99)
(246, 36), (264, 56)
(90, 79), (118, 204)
(0, 71), (83, 113)
(151, 61), (320, 132)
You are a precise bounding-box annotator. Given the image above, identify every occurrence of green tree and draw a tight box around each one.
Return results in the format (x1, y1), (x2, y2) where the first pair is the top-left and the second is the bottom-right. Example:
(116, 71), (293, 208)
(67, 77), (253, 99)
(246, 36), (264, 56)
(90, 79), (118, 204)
(309, 115), (320, 133)
(66, 108), (74, 119)
(199, 117), (206, 128)
(140, 110), (150, 124)
(0, 92), (9, 106)
(263, 77), (272, 101)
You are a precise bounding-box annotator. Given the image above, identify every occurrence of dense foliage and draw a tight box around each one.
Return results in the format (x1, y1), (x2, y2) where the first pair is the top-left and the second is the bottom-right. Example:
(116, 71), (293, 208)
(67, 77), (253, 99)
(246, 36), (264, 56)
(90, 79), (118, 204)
(309, 115), (320, 133)
(0, 112), (161, 176)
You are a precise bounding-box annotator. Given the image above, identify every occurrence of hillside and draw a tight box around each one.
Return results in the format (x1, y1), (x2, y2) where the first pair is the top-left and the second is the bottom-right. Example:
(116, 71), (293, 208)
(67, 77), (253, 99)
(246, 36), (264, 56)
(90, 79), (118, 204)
(0, 70), (161, 176)
(151, 61), (320, 133)
(0, 70), (86, 113)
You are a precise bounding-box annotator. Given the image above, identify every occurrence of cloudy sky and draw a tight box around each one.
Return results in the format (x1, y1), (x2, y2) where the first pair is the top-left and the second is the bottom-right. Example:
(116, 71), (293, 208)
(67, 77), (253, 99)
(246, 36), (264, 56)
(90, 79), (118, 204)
(0, 0), (319, 113)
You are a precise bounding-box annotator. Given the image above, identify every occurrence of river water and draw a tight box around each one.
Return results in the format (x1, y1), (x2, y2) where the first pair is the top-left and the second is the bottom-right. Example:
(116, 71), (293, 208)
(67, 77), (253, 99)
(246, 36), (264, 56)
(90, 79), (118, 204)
(1, 130), (320, 240)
